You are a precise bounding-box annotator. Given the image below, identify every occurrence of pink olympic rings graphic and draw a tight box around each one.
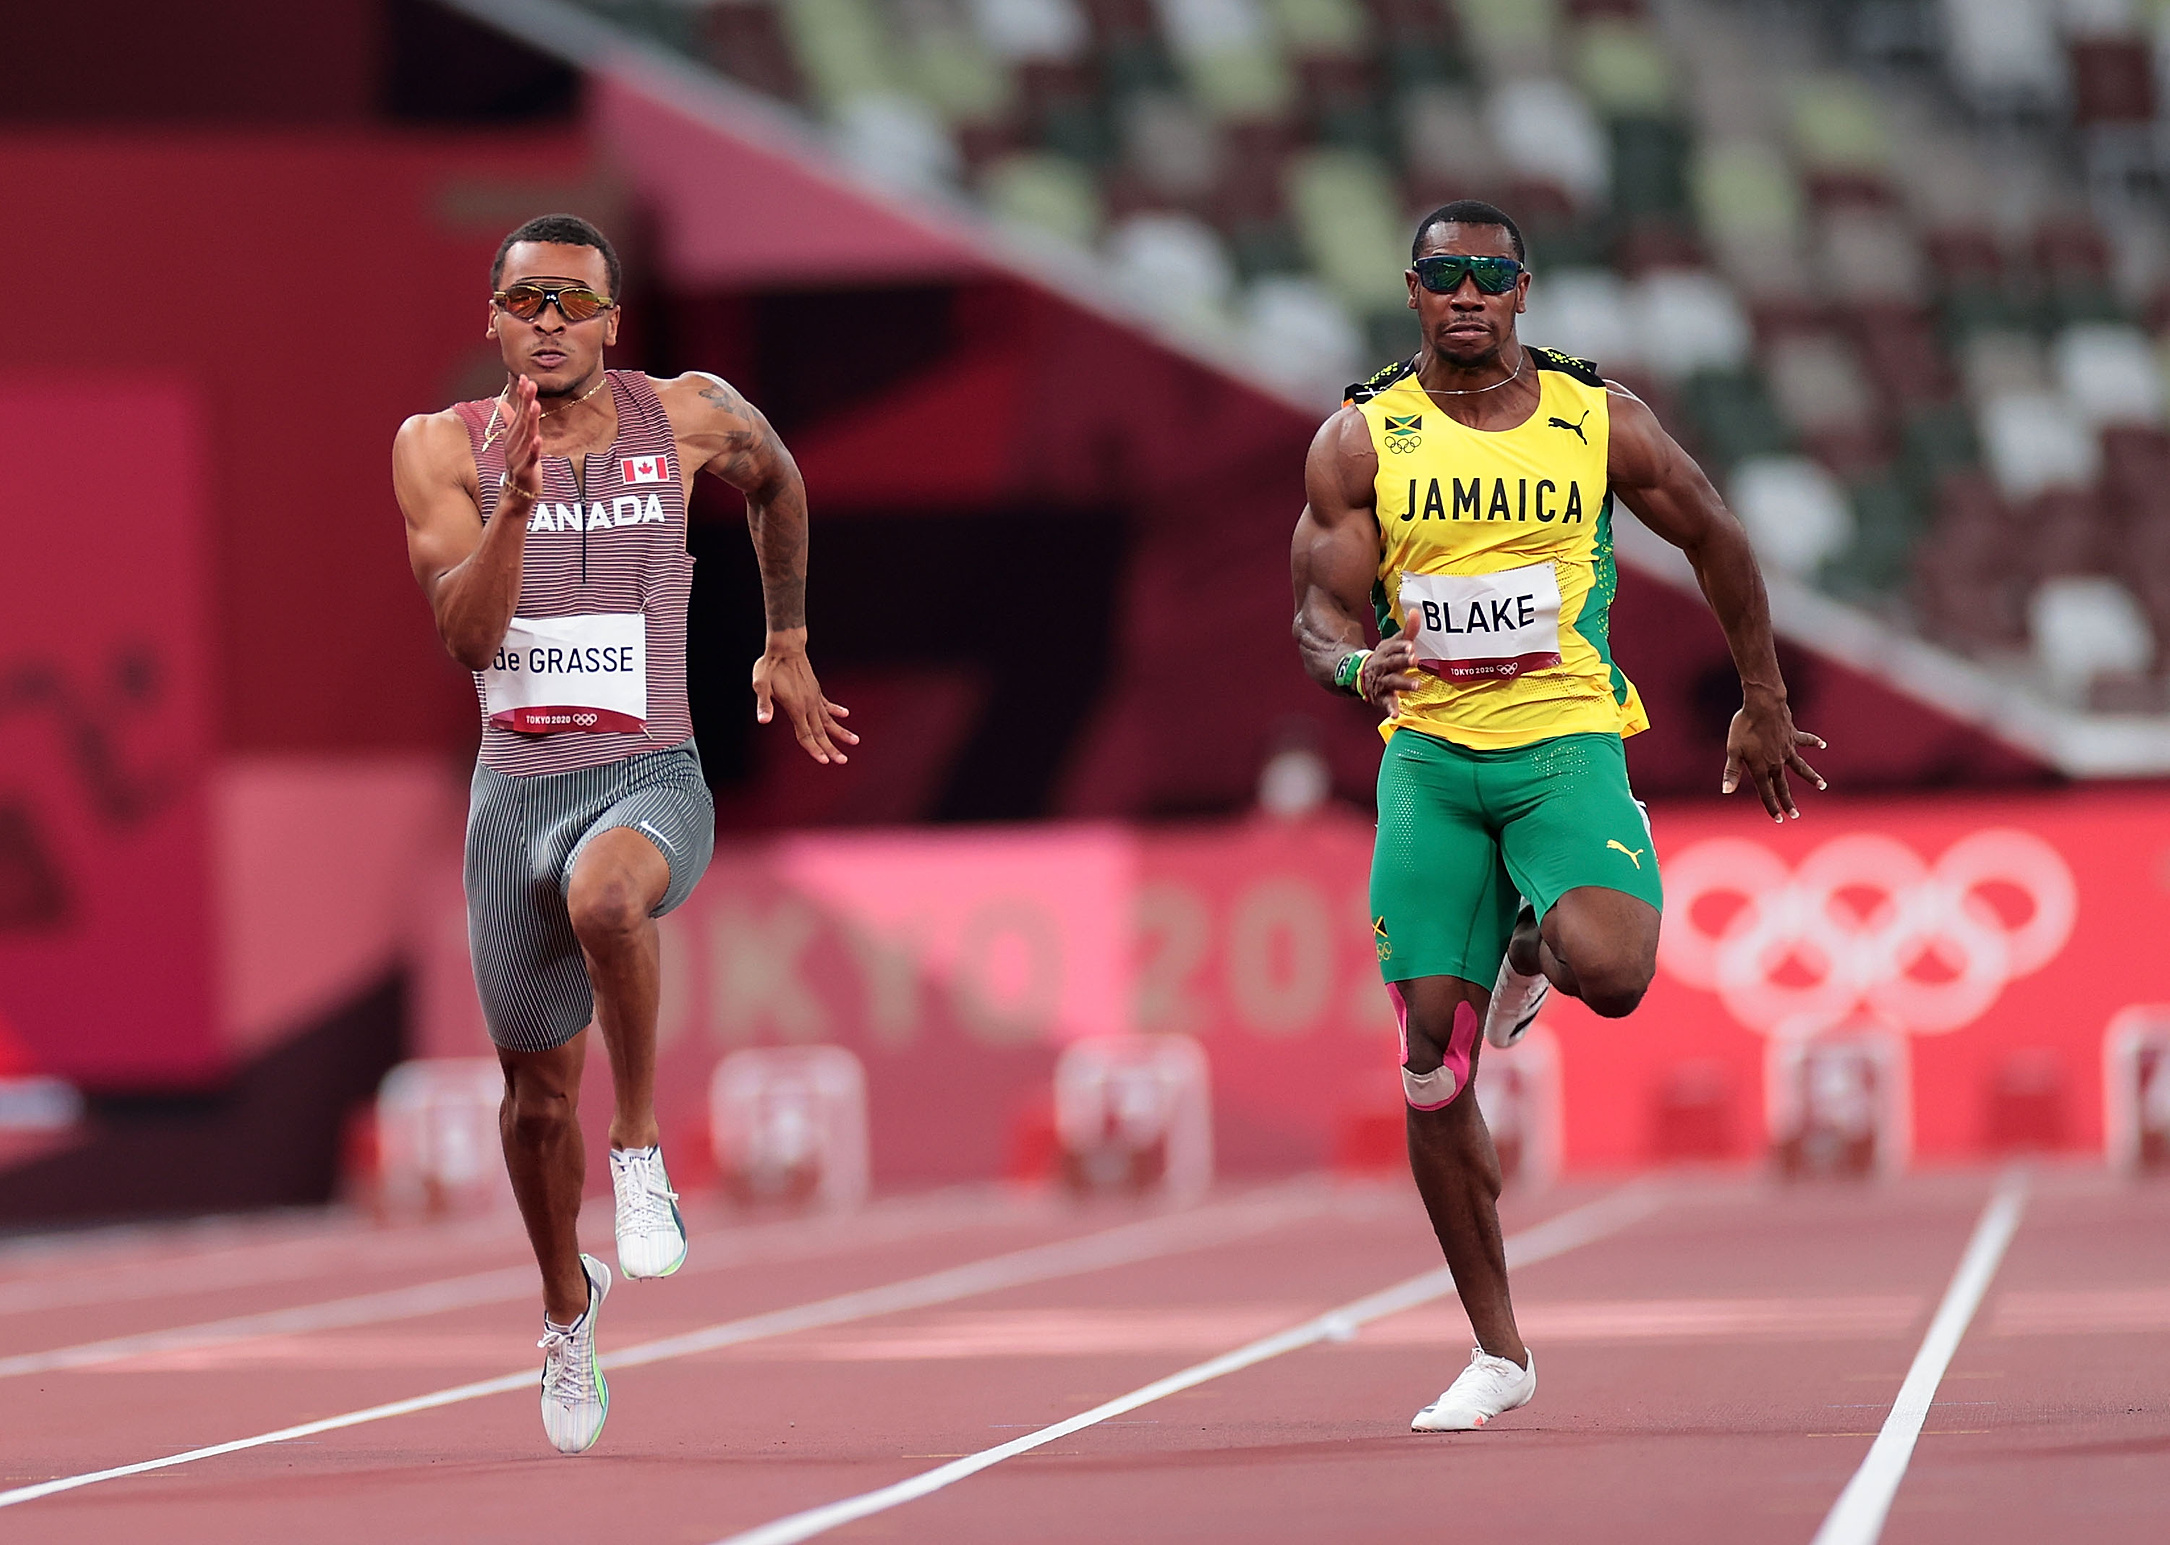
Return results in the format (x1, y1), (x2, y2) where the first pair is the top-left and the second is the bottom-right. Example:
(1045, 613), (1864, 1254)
(1658, 829), (2076, 1037)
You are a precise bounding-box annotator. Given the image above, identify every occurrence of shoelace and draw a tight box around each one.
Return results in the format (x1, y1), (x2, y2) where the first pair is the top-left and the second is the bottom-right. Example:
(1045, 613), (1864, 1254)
(615, 1157), (680, 1233)
(538, 1323), (594, 1404)
(1419, 1349), (1523, 1419)
(1466, 1349), (1527, 1388)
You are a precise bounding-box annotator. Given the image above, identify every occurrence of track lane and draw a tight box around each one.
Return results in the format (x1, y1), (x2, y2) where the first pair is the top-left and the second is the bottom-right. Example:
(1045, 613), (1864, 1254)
(0, 1189), (1043, 1377)
(1812, 1169), (2028, 1545)
(0, 1189), (1025, 1350)
(0, 1181), (1427, 1541)
(1879, 1169), (2170, 1545)
(708, 1184), (1659, 1545)
(2, 1169), (2156, 1545)
(0, 1182), (1343, 1516)
(831, 1173), (2010, 1545)
(0, 1190), (1237, 1489)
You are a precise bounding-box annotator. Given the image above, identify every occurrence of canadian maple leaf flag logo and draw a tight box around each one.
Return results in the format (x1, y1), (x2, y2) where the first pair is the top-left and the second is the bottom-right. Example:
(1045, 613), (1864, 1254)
(620, 455), (668, 485)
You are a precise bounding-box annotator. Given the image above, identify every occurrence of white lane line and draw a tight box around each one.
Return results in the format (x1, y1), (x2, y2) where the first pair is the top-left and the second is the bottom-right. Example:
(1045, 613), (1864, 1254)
(0, 1189), (1028, 1378)
(0, 1187), (1024, 1319)
(1810, 1167), (2030, 1545)
(710, 1183), (1663, 1545)
(0, 1211), (535, 1306)
(0, 1218), (526, 1319)
(0, 1184), (1332, 1509)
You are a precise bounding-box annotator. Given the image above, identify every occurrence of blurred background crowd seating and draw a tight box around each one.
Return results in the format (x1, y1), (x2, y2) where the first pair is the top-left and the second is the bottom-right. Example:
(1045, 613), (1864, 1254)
(546, 0), (2170, 712)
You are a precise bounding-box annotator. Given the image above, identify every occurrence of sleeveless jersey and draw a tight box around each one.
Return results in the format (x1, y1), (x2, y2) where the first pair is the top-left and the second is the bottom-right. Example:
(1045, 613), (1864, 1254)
(1347, 349), (1648, 751)
(453, 370), (696, 776)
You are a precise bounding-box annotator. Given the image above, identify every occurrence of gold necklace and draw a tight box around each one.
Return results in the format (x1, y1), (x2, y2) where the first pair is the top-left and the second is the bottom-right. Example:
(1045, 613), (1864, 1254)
(481, 372), (609, 450)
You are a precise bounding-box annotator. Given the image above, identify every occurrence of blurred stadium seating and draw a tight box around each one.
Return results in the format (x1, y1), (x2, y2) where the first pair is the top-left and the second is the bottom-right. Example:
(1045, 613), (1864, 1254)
(512, 0), (2170, 716)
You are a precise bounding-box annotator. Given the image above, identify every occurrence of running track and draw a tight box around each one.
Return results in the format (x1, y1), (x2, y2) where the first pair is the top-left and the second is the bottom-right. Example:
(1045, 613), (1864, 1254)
(1, 1168), (2164, 1543)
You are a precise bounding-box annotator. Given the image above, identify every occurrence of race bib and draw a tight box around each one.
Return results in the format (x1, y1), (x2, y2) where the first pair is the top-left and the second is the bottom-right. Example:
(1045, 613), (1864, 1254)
(1399, 563), (1564, 681)
(482, 614), (647, 733)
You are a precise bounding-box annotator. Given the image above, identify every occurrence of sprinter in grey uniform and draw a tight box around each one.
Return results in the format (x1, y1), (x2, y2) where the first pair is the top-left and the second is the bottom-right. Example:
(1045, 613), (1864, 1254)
(392, 213), (854, 1454)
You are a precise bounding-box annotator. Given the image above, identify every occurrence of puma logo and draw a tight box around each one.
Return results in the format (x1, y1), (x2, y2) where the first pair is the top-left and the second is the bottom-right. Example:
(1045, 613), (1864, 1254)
(1548, 410), (1590, 443)
(1606, 839), (1644, 868)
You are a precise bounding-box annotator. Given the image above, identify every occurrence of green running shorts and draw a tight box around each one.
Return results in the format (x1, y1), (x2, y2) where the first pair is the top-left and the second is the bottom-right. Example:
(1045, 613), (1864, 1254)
(1369, 728), (1663, 987)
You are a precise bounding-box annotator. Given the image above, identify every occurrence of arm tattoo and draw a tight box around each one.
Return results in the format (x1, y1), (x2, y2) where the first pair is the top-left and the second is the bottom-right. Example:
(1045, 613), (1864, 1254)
(696, 374), (748, 416)
(695, 374), (766, 486)
(747, 482), (809, 632)
(692, 373), (808, 631)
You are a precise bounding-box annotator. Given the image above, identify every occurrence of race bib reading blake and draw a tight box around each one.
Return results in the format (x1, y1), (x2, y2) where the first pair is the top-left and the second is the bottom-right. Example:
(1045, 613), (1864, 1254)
(482, 614), (647, 733)
(1398, 562), (1564, 681)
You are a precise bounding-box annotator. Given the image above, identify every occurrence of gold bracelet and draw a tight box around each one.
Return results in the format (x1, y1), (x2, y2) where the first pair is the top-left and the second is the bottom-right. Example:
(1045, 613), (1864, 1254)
(497, 474), (537, 504)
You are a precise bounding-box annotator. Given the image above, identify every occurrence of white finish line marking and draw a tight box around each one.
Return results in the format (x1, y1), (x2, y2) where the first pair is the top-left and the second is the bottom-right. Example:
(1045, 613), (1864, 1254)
(1810, 1168), (2029, 1545)
(711, 1183), (1661, 1545)
(0, 1185), (1331, 1510)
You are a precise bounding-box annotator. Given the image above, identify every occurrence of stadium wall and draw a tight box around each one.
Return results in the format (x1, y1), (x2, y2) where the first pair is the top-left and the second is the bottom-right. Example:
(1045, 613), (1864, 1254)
(408, 792), (2161, 1183)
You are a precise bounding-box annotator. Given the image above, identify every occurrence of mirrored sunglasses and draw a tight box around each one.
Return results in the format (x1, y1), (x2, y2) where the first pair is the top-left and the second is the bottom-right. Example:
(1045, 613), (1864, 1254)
(1412, 255), (1525, 295)
(492, 284), (616, 323)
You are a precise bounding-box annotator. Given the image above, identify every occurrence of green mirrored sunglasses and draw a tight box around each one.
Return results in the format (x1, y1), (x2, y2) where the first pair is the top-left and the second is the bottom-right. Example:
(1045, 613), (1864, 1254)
(1412, 254), (1525, 295)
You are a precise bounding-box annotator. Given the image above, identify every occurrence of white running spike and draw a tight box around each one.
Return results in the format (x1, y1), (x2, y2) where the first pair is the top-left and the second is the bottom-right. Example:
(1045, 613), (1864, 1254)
(1411, 1346), (1536, 1432)
(1484, 951), (1549, 1050)
(538, 1254), (611, 1454)
(610, 1145), (688, 1279)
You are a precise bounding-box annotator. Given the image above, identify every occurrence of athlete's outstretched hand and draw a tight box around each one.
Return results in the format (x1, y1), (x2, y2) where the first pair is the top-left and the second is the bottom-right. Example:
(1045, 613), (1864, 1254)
(1360, 609), (1427, 715)
(501, 375), (543, 499)
(1722, 701), (1827, 822)
(754, 634), (857, 765)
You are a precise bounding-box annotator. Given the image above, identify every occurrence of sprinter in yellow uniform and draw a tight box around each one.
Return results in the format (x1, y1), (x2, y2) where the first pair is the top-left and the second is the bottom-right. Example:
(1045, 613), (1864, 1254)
(1290, 200), (1827, 1431)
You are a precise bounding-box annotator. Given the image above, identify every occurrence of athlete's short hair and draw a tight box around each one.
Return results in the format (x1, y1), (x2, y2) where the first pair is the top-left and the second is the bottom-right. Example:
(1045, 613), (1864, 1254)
(1411, 200), (1526, 264)
(491, 214), (623, 298)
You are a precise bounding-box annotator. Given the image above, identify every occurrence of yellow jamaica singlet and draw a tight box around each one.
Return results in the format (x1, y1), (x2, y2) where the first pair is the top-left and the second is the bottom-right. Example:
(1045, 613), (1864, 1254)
(1347, 348), (1649, 750)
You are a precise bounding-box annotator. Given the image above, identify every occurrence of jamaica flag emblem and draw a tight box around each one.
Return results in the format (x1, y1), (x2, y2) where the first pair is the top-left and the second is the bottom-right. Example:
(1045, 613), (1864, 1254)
(1373, 916), (1393, 962)
(1383, 414), (1421, 453)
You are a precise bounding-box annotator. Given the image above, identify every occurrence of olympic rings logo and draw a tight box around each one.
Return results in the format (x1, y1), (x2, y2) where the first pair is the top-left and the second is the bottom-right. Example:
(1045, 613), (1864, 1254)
(1659, 829), (2076, 1037)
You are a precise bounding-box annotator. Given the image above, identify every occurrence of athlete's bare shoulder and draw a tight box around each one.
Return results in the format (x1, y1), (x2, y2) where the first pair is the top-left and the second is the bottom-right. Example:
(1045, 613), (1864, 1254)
(649, 371), (789, 490)
(1309, 403), (1377, 469)
(650, 370), (760, 432)
(392, 406), (479, 496)
(1600, 380), (1678, 488)
(1303, 403), (1378, 517)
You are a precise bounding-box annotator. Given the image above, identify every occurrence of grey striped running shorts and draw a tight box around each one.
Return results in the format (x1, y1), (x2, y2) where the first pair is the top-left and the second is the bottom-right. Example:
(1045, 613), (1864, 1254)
(464, 739), (715, 1053)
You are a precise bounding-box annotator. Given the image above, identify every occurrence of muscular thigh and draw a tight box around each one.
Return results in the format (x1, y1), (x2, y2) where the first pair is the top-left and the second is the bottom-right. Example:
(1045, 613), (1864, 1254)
(561, 741), (715, 915)
(464, 763), (592, 1054)
(1491, 733), (1663, 924)
(1371, 730), (1518, 987)
(464, 741), (711, 1053)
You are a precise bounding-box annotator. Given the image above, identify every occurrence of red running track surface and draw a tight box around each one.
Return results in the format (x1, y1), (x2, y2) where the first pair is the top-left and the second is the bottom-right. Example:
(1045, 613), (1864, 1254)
(0, 1168), (2165, 1544)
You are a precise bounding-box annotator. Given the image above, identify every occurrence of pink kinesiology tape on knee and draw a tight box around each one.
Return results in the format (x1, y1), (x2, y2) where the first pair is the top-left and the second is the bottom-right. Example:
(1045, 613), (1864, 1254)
(1394, 994), (1478, 1111)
